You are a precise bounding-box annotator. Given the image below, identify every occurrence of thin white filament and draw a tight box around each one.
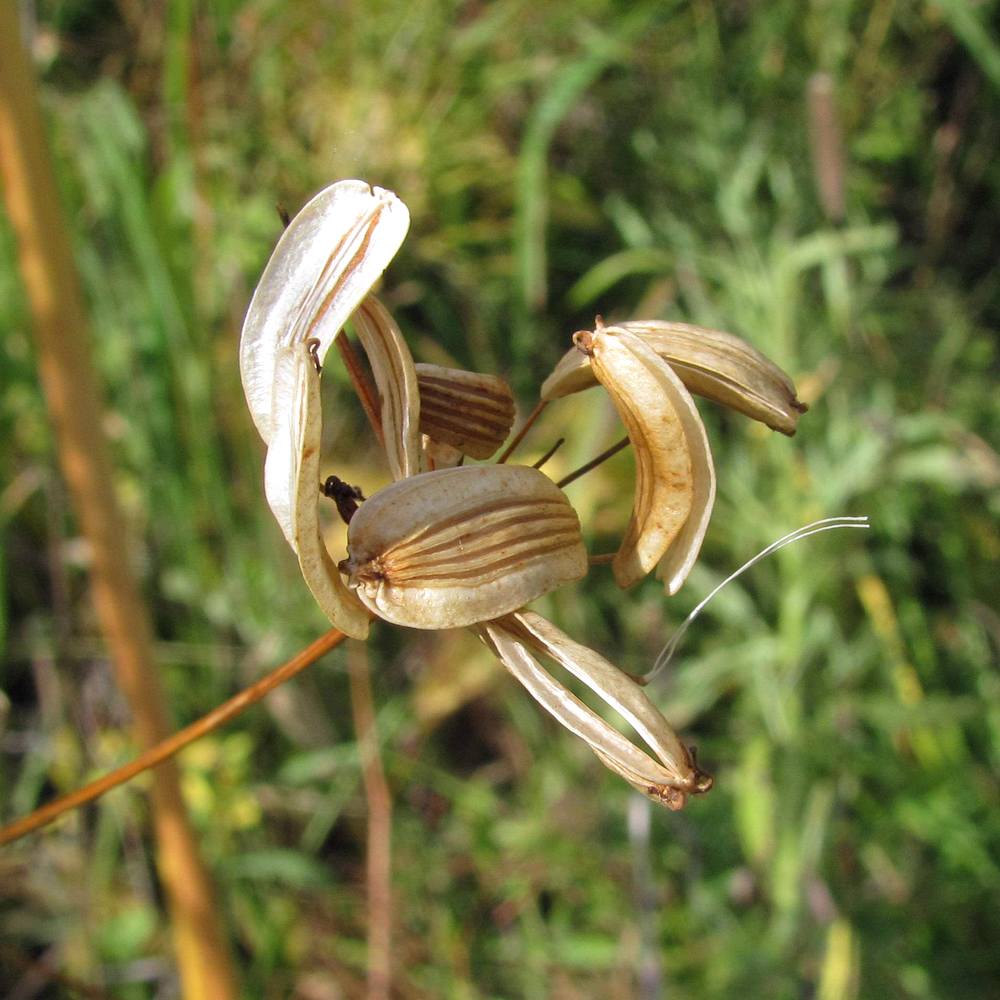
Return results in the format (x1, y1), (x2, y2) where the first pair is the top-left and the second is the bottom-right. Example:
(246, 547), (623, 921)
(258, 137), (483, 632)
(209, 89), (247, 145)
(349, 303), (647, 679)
(644, 516), (870, 683)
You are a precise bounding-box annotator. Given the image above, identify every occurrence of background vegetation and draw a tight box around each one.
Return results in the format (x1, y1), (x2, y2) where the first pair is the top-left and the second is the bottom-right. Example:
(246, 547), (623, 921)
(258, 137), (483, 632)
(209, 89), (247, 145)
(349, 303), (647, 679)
(2, 0), (999, 996)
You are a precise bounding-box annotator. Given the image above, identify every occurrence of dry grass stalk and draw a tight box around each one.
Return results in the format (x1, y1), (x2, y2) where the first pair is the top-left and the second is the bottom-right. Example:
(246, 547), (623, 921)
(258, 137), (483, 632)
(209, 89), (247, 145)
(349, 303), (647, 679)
(0, 10), (236, 996)
(808, 72), (846, 223)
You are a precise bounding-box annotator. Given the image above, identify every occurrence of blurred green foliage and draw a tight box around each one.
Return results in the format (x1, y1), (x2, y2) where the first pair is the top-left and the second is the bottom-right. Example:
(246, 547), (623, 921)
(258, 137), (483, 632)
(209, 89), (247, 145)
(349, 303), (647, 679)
(2, 0), (999, 996)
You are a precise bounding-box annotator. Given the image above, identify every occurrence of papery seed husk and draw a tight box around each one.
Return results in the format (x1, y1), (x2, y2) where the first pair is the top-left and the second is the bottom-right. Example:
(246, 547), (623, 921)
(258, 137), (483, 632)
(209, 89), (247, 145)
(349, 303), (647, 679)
(542, 320), (807, 435)
(505, 610), (697, 782)
(351, 296), (422, 480)
(342, 465), (587, 629)
(263, 345), (370, 639)
(577, 326), (704, 589)
(241, 180), (409, 444)
(480, 618), (709, 810)
(416, 364), (516, 460)
(648, 354), (716, 596)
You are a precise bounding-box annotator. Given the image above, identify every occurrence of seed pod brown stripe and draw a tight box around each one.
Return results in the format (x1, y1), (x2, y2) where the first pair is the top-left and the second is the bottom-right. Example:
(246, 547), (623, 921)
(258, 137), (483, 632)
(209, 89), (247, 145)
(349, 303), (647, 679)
(418, 401), (512, 428)
(385, 516), (582, 577)
(352, 296), (420, 480)
(387, 535), (585, 586)
(299, 205), (383, 344)
(418, 407), (512, 440)
(414, 364), (516, 458)
(397, 496), (569, 550)
(418, 391), (513, 426)
(416, 374), (516, 410)
(392, 505), (577, 563)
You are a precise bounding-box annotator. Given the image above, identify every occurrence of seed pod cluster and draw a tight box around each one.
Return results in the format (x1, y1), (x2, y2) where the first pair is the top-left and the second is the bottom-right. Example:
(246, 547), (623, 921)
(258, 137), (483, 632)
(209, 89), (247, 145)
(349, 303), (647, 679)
(240, 177), (814, 814)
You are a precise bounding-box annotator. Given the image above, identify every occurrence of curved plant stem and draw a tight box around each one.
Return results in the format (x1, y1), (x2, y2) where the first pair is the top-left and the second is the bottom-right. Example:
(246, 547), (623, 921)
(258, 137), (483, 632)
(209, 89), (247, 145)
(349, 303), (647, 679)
(0, 629), (347, 847)
(497, 400), (548, 463)
(556, 436), (630, 489)
(337, 332), (385, 445)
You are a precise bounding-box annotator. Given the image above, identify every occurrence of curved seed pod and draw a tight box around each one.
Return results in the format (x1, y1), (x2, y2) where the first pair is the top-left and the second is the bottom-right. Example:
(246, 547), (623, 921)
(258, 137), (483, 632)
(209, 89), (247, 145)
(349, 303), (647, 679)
(575, 325), (714, 591)
(351, 296), (421, 480)
(341, 465), (587, 629)
(509, 611), (699, 782)
(241, 180), (409, 444)
(263, 345), (370, 639)
(542, 320), (807, 435)
(651, 361), (716, 596)
(415, 364), (516, 460)
(540, 346), (597, 400)
(481, 615), (712, 810)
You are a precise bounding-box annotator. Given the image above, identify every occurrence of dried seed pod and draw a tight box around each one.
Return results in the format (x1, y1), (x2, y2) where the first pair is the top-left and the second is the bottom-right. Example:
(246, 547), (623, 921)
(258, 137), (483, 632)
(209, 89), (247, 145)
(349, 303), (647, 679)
(263, 345), (371, 639)
(341, 465), (587, 629)
(481, 611), (712, 810)
(542, 320), (807, 435)
(240, 180), (409, 445)
(574, 325), (715, 592)
(352, 296), (422, 480)
(415, 364), (516, 460)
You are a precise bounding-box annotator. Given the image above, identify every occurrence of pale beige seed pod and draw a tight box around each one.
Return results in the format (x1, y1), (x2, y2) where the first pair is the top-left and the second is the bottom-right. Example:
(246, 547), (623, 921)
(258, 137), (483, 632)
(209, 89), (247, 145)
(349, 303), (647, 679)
(240, 179), (409, 445)
(420, 433), (464, 470)
(574, 325), (716, 593)
(542, 319), (807, 435)
(352, 295), (422, 480)
(481, 611), (712, 810)
(341, 465), (587, 629)
(263, 345), (371, 639)
(415, 364), (516, 460)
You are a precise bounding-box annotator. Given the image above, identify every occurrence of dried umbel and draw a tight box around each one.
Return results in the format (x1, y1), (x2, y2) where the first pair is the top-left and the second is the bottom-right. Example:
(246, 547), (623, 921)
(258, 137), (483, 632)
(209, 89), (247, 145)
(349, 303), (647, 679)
(240, 178), (809, 810)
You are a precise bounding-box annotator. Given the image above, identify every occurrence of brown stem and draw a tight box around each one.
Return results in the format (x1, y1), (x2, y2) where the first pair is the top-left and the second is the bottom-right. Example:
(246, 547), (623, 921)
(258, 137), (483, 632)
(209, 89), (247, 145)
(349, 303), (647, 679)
(588, 552), (616, 565)
(532, 436), (565, 470)
(337, 331), (385, 447)
(0, 11), (238, 995)
(556, 436), (630, 489)
(807, 73), (846, 224)
(348, 641), (393, 1000)
(0, 629), (347, 847)
(497, 400), (548, 464)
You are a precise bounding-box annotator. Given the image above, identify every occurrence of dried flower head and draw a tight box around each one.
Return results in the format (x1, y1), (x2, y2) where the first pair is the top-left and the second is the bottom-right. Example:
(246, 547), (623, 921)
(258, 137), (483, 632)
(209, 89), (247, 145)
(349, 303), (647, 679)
(240, 179), (808, 810)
